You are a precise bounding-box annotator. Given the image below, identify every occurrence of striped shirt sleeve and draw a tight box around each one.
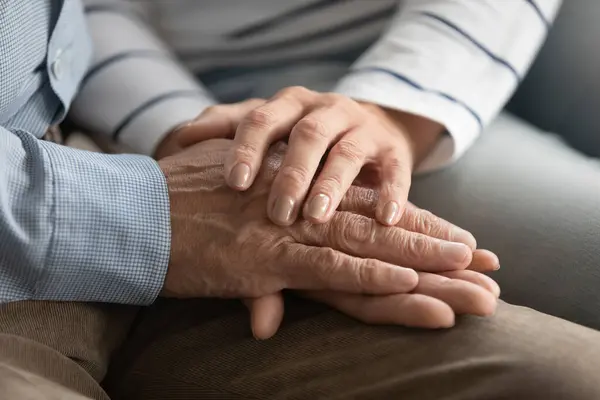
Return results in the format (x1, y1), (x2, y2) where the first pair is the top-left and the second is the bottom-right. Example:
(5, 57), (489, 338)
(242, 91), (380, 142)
(334, 0), (562, 172)
(70, 0), (216, 156)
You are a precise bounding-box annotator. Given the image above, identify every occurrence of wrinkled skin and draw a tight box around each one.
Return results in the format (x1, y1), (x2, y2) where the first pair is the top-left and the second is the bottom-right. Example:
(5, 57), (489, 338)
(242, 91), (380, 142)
(159, 139), (499, 336)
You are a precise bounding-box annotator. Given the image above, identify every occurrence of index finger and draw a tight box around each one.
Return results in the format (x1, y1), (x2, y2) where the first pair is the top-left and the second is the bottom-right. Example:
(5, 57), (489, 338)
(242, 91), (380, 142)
(291, 211), (473, 272)
(178, 99), (266, 147)
(224, 89), (312, 190)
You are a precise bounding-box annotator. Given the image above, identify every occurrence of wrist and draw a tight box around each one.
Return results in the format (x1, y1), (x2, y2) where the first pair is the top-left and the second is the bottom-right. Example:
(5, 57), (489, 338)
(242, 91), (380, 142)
(359, 102), (445, 167)
(153, 121), (193, 160)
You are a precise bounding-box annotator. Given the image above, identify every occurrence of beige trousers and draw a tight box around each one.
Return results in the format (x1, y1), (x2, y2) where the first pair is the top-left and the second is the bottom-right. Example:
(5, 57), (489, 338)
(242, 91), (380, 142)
(1, 298), (600, 400)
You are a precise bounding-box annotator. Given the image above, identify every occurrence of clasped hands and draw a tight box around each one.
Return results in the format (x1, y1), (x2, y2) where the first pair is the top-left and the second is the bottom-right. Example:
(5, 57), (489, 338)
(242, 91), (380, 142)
(157, 87), (500, 339)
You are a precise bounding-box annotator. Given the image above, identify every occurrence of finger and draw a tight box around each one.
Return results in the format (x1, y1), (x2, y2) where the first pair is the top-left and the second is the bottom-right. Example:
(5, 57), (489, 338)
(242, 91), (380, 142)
(284, 243), (418, 295)
(466, 249), (500, 273)
(397, 206), (478, 250)
(414, 272), (497, 316)
(294, 211), (473, 272)
(302, 129), (377, 224)
(339, 188), (477, 250)
(244, 293), (285, 340)
(374, 148), (412, 226)
(178, 99), (266, 147)
(267, 107), (359, 226)
(438, 270), (501, 298)
(225, 87), (315, 191)
(301, 291), (455, 329)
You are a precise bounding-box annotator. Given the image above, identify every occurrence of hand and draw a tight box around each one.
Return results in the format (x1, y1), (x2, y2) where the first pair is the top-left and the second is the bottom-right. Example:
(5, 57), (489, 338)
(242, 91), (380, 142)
(153, 99), (268, 160)
(176, 88), (444, 227)
(153, 121), (193, 160)
(303, 267), (500, 327)
(248, 267), (500, 339)
(159, 139), (477, 299)
(243, 198), (500, 338)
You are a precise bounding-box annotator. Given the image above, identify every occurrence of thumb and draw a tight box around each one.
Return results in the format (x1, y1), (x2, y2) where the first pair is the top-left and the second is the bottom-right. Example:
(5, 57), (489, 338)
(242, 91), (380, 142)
(243, 292), (285, 340)
(178, 99), (266, 148)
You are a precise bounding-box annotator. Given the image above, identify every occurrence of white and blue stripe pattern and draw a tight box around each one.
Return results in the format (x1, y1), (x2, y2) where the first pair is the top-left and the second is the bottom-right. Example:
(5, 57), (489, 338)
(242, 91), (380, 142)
(335, 0), (562, 171)
(73, 0), (560, 170)
(70, 0), (215, 156)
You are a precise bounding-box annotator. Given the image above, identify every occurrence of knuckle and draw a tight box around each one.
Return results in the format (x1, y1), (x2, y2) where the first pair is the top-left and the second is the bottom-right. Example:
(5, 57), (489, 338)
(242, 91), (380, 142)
(245, 107), (276, 131)
(316, 175), (344, 195)
(278, 85), (312, 99)
(331, 140), (366, 165)
(201, 104), (225, 117)
(385, 155), (405, 171)
(357, 260), (379, 286)
(405, 234), (432, 259)
(322, 92), (348, 105)
(381, 181), (406, 200)
(313, 248), (341, 281)
(293, 118), (329, 143)
(338, 214), (377, 246)
(345, 261), (363, 292)
(341, 186), (378, 214)
(382, 147), (410, 169)
(278, 164), (310, 188)
(416, 210), (440, 234)
(233, 142), (260, 161)
(321, 247), (342, 267)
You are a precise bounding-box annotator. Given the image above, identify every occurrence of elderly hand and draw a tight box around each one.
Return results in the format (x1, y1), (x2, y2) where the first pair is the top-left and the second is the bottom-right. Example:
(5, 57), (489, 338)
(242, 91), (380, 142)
(247, 268), (499, 339)
(174, 87), (444, 227)
(245, 197), (500, 339)
(160, 102), (499, 336)
(159, 139), (479, 300)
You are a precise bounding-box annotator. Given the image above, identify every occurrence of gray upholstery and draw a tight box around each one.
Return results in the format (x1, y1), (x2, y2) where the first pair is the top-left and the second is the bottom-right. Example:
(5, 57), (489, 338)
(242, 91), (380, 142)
(411, 114), (600, 329)
(508, 0), (600, 157)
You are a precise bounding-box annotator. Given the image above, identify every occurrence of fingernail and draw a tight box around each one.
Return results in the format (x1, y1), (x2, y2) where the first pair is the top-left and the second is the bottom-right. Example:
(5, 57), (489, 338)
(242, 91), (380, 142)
(495, 264), (501, 271)
(272, 196), (295, 224)
(441, 242), (469, 263)
(452, 228), (477, 250)
(381, 201), (399, 225)
(230, 163), (251, 189)
(305, 194), (330, 221)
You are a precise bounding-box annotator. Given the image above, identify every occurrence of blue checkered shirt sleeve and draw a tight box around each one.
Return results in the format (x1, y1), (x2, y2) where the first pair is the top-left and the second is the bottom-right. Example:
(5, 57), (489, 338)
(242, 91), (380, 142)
(0, 127), (171, 304)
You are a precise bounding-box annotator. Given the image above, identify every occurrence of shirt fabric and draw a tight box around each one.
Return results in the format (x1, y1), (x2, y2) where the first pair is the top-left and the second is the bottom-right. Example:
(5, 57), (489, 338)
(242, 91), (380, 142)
(0, 0), (561, 304)
(0, 0), (170, 304)
(71, 0), (562, 171)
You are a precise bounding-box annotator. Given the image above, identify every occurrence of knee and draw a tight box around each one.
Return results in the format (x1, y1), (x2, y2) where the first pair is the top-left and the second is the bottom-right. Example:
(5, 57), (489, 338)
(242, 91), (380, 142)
(503, 356), (600, 400)
(453, 305), (600, 399)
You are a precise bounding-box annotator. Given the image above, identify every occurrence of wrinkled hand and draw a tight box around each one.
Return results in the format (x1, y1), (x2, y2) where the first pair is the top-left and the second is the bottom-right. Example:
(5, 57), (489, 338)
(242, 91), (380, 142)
(176, 88), (444, 227)
(245, 199), (500, 339)
(247, 270), (499, 339)
(160, 105), (499, 335)
(159, 139), (478, 300)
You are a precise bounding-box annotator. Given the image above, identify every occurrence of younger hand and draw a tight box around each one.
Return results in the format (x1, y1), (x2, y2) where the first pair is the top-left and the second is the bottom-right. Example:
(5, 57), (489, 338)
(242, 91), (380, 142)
(177, 88), (444, 227)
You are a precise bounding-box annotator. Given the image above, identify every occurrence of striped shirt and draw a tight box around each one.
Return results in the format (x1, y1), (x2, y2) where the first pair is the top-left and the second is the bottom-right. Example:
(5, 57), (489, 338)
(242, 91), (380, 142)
(72, 0), (562, 170)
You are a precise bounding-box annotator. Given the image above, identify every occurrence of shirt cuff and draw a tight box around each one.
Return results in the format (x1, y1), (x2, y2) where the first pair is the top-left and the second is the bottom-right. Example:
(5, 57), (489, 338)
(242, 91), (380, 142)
(118, 94), (214, 157)
(37, 143), (170, 305)
(334, 69), (482, 173)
